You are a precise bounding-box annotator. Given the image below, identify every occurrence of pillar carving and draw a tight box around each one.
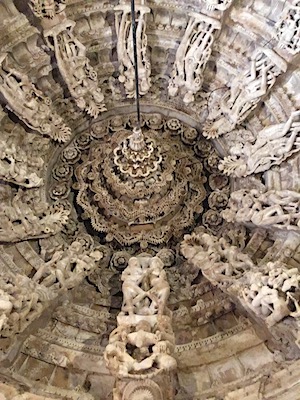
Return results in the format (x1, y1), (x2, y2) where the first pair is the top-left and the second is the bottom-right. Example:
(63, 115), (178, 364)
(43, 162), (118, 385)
(104, 255), (177, 400)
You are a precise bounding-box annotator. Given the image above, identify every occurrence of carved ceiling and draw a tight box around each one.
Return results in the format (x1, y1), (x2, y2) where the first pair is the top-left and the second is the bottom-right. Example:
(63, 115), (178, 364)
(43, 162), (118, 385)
(0, 0), (300, 399)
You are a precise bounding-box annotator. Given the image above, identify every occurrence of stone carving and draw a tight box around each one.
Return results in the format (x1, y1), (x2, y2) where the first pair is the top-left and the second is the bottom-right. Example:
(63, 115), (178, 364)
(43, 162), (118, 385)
(44, 20), (106, 118)
(0, 187), (70, 242)
(115, 3), (151, 98)
(203, 49), (287, 138)
(222, 189), (300, 231)
(0, 55), (71, 142)
(219, 110), (300, 177)
(168, 13), (221, 104)
(30, 0), (66, 19)
(181, 232), (253, 287)
(0, 137), (43, 187)
(32, 239), (103, 290)
(52, 113), (211, 248)
(203, 0), (233, 11)
(276, 0), (300, 55)
(181, 232), (300, 327)
(0, 270), (53, 337)
(105, 256), (176, 399)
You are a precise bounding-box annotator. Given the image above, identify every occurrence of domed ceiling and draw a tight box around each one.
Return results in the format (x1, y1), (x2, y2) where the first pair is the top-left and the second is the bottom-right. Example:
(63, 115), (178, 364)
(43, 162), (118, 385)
(0, 0), (300, 399)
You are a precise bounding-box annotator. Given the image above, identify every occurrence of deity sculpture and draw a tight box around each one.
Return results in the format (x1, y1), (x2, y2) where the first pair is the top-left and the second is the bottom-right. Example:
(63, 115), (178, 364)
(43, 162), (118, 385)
(0, 188), (70, 242)
(219, 110), (300, 177)
(168, 13), (221, 104)
(115, 3), (151, 98)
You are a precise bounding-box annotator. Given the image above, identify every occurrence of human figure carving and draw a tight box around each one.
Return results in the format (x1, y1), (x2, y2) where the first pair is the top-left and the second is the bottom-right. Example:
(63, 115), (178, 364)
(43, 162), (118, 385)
(219, 110), (300, 176)
(0, 54), (71, 142)
(44, 21), (106, 118)
(222, 189), (300, 230)
(276, 0), (300, 55)
(203, 49), (287, 138)
(105, 255), (176, 382)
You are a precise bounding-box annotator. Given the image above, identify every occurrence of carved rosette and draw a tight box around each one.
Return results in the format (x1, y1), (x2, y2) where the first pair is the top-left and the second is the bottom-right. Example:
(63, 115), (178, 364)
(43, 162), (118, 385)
(50, 113), (221, 248)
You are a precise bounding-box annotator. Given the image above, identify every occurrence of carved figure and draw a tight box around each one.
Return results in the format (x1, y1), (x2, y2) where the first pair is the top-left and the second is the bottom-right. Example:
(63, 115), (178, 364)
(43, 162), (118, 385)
(222, 189), (300, 230)
(0, 188), (70, 242)
(168, 13), (220, 104)
(44, 21), (106, 118)
(0, 138), (43, 187)
(0, 272), (52, 337)
(30, 0), (66, 19)
(32, 240), (103, 290)
(203, 0), (233, 11)
(219, 110), (300, 176)
(276, 0), (300, 55)
(181, 233), (300, 327)
(0, 54), (71, 142)
(105, 255), (176, 383)
(203, 49), (287, 138)
(115, 4), (151, 98)
(181, 232), (253, 286)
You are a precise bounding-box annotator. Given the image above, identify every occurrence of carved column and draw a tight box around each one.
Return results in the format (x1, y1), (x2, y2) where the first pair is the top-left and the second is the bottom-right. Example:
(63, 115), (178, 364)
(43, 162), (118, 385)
(104, 256), (177, 400)
(114, 3), (151, 98)
(168, 13), (221, 104)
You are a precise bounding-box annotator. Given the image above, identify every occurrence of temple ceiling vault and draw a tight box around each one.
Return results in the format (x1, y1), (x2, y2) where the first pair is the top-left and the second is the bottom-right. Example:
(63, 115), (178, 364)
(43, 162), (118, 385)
(0, 0), (300, 399)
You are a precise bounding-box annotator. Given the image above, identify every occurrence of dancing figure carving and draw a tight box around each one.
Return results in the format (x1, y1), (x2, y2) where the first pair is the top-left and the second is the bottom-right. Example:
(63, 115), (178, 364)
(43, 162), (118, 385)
(115, 3), (151, 98)
(219, 110), (300, 177)
(168, 13), (221, 104)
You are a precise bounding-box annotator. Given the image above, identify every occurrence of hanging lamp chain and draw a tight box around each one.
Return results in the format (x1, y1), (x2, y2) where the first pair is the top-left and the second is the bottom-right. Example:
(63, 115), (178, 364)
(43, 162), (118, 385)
(131, 0), (141, 129)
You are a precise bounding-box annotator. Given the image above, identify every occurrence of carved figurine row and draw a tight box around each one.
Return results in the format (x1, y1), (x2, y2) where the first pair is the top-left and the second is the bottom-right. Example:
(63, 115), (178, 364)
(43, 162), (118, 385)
(0, 54), (71, 142)
(181, 232), (300, 327)
(32, 239), (103, 290)
(203, 48), (287, 138)
(0, 187), (70, 242)
(219, 110), (300, 177)
(105, 256), (176, 399)
(0, 270), (54, 337)
(222, 189), (300, 231)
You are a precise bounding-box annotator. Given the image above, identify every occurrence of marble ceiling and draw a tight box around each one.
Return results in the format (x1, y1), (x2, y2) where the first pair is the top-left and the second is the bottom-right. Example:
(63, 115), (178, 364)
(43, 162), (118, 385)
(0, 0), (300, 399)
